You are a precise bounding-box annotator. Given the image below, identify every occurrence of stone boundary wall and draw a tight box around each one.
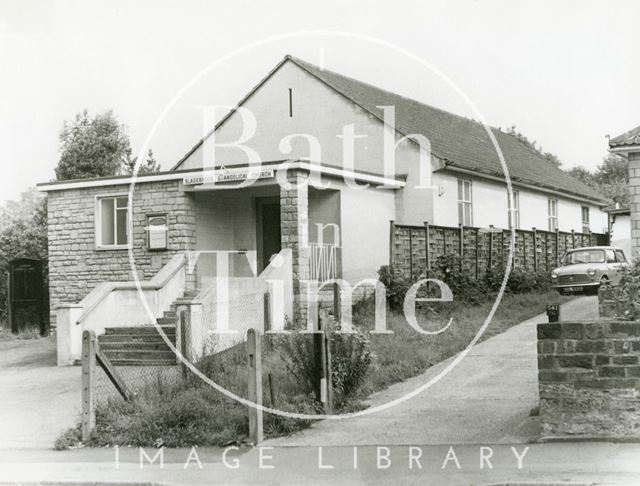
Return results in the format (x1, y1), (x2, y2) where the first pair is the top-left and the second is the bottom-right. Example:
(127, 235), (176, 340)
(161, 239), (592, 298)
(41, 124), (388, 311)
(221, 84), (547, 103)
(390, 222), (608, 280)
(47, 180), (197, 327)
(537, 320), (640, 439)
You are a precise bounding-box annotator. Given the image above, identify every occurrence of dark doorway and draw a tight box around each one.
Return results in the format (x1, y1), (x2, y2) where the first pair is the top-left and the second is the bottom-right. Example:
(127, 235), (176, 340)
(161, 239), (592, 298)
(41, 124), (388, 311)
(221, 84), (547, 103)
(8, 258), (45, 335)
(256, 198), (281, 272)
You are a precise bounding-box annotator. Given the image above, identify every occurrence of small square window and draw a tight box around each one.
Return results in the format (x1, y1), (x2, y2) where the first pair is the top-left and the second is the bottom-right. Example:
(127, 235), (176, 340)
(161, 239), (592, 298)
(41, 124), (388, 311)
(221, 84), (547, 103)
(97, 195), (129, 248)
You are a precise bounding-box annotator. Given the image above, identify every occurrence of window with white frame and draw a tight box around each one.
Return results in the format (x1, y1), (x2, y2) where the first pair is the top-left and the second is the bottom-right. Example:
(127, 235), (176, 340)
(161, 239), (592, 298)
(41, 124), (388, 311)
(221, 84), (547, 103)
(508, 190), (520, 229)
(457, 179), (473, 226)
(97, 195), (129, 247)
(581, 206), (590, 233)
(548, 198), (558, 231)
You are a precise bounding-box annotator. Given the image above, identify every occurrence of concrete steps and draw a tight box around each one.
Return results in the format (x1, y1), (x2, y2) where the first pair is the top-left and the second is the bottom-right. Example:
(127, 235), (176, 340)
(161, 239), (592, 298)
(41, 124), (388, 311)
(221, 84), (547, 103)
(96, 289), (201, 367)
(98, 313), (177, 367)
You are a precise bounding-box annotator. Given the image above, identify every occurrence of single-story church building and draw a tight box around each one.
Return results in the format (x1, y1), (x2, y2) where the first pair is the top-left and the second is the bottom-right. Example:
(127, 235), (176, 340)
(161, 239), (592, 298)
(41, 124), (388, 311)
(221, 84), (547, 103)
(39, 55), (608, 364)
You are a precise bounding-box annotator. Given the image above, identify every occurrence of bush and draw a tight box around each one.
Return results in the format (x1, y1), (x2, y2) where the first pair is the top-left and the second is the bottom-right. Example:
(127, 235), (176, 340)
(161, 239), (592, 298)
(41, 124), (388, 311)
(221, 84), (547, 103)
(599, 260), (640, 320)
(278, 321), (372, 408)
(377, 265), (411, 313)
(378, 256), (552, 310)
(433, 255), (487, 304)
(330, 331), (372, 407)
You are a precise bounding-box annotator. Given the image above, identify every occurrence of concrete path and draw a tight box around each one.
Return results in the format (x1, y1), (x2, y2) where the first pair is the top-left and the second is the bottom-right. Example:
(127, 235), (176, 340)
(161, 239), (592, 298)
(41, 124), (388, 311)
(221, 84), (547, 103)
(268, 296), (599, 447)
(0, 336), (81, 449)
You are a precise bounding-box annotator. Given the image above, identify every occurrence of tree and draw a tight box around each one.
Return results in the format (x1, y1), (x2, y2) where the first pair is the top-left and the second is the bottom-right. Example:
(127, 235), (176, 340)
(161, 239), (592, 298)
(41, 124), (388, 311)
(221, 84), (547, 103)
(565, 154), (629, 207)
(122, 149), (161, 175)
(565, 166), (597, 187)
(506, 125), (562, 167)
(594, 154), (629, 206)
(55, 110), (131, 181)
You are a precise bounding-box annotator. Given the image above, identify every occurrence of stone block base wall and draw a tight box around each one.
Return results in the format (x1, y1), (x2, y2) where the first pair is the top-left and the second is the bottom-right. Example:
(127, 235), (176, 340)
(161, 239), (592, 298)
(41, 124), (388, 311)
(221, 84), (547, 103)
(537, 321), (640, 439)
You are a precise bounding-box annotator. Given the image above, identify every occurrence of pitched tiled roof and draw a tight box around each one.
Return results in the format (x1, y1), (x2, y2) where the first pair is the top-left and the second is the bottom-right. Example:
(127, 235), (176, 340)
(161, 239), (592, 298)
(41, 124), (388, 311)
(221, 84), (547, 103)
(286, 56), (605, 203)
(173, 55), (605, 203)
(610, 125), (640, 148)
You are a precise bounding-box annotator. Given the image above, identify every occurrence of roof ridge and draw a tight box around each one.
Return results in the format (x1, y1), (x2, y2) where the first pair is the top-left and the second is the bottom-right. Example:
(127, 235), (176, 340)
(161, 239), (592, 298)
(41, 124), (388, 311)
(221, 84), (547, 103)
(286, 55), (489, 129)
(288, 55), (571, 173)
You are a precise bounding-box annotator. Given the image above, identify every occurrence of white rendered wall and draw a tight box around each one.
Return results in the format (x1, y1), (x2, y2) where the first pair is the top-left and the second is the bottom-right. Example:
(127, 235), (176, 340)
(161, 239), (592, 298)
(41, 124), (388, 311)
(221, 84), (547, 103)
(432, 170), (607, 233)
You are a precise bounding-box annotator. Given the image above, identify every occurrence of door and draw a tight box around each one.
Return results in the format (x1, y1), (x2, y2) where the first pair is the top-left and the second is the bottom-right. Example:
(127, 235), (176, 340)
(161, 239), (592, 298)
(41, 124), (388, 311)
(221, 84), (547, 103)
(256, 198), (281, 272)
(8, 258), (44, 335)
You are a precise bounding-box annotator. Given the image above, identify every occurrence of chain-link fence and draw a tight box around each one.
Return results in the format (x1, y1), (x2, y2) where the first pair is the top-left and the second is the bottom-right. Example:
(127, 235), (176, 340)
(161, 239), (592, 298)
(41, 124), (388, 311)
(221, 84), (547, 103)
(81, 257), (342, 445)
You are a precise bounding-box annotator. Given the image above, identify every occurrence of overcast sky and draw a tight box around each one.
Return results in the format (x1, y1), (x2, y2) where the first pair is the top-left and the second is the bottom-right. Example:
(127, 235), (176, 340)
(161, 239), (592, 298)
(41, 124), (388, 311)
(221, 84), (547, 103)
(1, 0), (639, 203)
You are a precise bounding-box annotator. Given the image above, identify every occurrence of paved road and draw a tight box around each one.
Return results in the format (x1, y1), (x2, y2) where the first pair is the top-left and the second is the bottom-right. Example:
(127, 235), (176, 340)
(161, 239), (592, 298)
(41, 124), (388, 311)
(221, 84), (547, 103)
(1, 442), (639, 486)
(0, 336), (80, 449)
(267, 296), (599, 447)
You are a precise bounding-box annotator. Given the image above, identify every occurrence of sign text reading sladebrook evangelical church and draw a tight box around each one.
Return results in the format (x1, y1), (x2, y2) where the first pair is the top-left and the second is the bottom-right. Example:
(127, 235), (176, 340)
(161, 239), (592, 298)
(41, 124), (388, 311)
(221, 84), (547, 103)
(183, 168), (275, 185)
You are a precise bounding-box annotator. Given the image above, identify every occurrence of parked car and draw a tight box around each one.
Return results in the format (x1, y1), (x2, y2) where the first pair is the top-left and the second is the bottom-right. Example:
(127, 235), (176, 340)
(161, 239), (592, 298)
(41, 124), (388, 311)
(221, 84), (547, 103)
(551, 246), (629, 295)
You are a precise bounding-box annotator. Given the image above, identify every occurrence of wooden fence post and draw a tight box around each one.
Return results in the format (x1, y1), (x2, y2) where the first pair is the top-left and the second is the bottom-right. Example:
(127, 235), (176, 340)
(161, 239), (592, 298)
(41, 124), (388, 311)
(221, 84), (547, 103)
(458, 224), (464, 272)
(544, 232), (549, 271)
(322, 313), (334, 414)
(247, 328), (263, 445)
(389, 220), (395, 269)
(488, 225), (494, 270)
(474, 229), (480, 279)
(555, 229), (560, 266)
(332, 282), (340, 323)
(179, 310), (188, 379)
(6, 271), (11, 332)
(532, 227), (538, 272)
(314, 311), (333, 414)
(263, 292), (271, 333)
(81, 330), (96, 442)
(424, 221), (431, 272)
(501, 229), (506, 268)
(408, 228), (414, 281)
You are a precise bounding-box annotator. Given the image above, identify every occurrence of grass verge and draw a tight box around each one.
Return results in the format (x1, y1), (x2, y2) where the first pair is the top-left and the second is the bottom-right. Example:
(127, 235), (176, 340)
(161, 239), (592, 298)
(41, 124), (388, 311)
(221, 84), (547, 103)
(358, 290), (571, 396)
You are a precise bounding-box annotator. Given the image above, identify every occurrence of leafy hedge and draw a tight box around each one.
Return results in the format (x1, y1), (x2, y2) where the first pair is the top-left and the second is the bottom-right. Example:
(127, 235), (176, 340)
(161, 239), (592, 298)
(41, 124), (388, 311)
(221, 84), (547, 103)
(379, 254), (552, 312)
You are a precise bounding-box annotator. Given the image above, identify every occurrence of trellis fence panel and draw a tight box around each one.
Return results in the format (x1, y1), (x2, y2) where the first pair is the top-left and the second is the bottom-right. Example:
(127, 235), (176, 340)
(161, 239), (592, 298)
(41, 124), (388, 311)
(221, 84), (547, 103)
(389, 221), (609, 280)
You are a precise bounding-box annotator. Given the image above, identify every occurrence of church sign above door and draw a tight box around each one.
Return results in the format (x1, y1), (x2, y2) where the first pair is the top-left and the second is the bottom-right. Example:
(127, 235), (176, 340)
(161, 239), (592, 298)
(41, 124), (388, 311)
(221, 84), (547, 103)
(183, 167), (275, 185)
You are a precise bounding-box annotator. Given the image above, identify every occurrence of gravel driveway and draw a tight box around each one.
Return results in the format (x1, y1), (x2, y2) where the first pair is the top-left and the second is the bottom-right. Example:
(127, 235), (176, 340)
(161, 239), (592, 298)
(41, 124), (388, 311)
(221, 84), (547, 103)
(0, 336), (80, 449)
